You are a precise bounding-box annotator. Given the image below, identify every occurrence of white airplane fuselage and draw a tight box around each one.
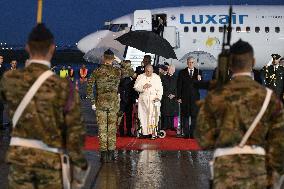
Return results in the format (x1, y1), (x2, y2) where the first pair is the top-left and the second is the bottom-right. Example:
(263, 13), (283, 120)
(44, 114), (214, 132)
(77, 5), (284, 70)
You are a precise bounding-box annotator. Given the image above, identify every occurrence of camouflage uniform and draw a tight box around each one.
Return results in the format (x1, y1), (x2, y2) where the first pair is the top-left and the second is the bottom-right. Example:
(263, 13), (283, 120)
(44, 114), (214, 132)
(120, 61), (135, 79)
(196, 76), (284, 189)
(87, 64), (122, 151)
(1, 63), (87, 188)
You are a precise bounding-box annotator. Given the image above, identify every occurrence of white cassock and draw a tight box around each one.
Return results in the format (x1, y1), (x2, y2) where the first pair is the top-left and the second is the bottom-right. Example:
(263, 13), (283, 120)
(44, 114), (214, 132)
(134, 73), (163, 135)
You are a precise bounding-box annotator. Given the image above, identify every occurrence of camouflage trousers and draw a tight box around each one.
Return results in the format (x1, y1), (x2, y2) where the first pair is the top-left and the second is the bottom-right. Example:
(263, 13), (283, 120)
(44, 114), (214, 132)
(96, 109), (118, 151)
(213, 155), (267, 189)
(8, 164), (62, 189)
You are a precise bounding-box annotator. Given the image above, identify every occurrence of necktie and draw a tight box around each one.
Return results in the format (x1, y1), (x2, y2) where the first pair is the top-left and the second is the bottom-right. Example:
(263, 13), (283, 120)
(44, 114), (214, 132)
(190, 69), (193, 77)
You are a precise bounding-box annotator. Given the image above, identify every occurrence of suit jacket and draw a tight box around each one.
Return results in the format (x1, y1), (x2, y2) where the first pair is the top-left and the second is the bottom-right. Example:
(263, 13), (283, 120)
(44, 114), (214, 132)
(177, 67), (202, 116)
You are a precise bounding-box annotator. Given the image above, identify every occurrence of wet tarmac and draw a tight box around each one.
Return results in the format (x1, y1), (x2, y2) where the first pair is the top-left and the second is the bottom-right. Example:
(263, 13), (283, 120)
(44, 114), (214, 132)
(0, 99), (212, 189)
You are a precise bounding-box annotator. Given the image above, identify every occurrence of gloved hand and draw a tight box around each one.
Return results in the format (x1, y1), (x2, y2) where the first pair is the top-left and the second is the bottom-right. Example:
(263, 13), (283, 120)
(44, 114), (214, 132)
(92, 104), (96, 110)
(71, 164), (91, 189)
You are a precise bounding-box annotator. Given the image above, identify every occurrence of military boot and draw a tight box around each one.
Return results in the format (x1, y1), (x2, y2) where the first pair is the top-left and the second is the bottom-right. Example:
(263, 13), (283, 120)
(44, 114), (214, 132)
(108, 150), (115, 162)
(100, 151), (108, 163)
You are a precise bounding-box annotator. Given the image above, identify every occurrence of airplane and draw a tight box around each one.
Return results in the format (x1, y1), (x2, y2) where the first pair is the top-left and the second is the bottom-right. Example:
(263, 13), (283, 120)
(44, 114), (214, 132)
(77, 5), (284, 70)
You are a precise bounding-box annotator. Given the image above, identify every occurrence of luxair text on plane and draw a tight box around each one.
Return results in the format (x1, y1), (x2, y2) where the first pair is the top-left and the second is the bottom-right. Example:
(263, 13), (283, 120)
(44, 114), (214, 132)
(180, 13), (248, 25)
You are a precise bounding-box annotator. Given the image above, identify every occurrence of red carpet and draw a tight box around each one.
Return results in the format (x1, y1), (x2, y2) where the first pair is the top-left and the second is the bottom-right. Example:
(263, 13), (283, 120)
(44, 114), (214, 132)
(84, 131), (201, 151)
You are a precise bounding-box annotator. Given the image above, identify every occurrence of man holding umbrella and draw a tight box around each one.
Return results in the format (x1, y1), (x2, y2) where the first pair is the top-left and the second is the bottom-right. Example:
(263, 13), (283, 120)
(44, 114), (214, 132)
(177, 56), (202, 139)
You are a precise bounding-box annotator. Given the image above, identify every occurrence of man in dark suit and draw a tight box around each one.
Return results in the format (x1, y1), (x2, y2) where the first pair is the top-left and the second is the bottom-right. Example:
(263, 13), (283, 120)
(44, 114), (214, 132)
(177, 56), (202, 139)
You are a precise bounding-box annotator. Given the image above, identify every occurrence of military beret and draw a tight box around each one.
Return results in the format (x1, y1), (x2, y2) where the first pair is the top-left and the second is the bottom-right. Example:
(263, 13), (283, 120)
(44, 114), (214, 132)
(104, 49), (114, 56)
(271, 54), (281, 60)
(28, 23), (54, 42)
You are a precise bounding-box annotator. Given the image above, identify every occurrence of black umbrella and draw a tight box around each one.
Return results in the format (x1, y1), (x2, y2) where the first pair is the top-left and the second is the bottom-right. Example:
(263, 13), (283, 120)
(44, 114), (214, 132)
(115, 30), (177, 59)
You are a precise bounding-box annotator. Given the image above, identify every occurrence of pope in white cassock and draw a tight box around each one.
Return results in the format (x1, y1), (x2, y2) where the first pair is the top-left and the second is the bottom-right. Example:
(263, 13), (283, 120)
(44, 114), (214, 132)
(134, 65), (163, 138)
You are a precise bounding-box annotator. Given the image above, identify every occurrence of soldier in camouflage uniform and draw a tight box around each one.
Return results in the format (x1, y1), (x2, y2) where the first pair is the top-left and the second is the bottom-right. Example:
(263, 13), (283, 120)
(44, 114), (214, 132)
(87, 49), (133, 162)
(262, 54), (284, 102)
(196, 40), (284, 189)
(1, 24), (88, 189)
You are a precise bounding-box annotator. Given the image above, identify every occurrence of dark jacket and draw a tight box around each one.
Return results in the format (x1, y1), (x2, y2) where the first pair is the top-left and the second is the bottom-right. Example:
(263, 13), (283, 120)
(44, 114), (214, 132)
(118, 77), (136, 112)
(161, 74), (178, 116)
(177, 67), (202, 116)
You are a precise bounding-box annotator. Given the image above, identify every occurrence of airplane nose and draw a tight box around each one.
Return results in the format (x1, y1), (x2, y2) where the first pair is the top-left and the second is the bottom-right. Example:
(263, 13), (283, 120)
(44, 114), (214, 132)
(77, 30), (111, 53)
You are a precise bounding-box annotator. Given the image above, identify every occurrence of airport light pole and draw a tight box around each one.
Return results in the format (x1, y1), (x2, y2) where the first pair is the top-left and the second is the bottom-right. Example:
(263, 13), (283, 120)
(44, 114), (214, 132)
(37, 0), (43, 23)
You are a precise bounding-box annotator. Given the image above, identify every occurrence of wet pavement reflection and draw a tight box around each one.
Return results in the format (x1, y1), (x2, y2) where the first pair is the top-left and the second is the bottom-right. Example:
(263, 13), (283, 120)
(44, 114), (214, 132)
(0, 99), (213, 189)
(92, 150), (212, 189)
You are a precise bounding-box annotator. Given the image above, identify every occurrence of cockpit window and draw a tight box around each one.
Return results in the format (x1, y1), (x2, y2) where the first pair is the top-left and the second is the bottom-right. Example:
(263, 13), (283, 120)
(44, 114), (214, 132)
(109, 24), (128, 32)
(101, 25), (111, 30)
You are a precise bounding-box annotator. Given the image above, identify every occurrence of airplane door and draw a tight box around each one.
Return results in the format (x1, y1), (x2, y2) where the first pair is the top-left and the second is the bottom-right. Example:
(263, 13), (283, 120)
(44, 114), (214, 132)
(133, 10), (152, 31)
(163, 26), (178, 48)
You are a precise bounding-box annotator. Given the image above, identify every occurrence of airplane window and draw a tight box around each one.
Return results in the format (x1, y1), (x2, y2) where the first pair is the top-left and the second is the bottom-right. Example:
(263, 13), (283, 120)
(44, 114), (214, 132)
(219, 27), (224, 33)
(246, 27), (250, 33)
(255, 27), (260, 33)
(118, 24), (128, 31)
(275, 27), (280, 33)
(109, 24), (120, 32)
(227, 27), (233, 32)
(201, 27), (206, 32)
(108, 24), (128, 32)
(210, 27), (214, 33)
(101, 25), (110, 30)
(193, 27), (197, 32)
(236, 27), (241, 33)
(184, 26), (189, 32)
(265, 27), (269, 33)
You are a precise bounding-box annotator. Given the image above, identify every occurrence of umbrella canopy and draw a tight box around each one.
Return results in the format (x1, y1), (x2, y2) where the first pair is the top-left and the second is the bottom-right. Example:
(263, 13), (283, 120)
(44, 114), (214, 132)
(83, 46), (124, 63)
(115, 30), (177, 59)
(179, 51), (217, 66)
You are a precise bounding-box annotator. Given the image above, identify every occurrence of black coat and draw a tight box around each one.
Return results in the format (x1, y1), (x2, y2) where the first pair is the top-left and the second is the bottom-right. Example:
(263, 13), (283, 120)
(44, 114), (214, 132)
(177, 68), (202, 116)
(161, 74), (178, 116)
(118, 77), (136, 112)
(252, 69), (262, 84)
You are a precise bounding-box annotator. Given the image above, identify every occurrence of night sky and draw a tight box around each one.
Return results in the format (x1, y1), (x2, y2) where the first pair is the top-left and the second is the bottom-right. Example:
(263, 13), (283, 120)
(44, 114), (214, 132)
(0, 0), (283, 46)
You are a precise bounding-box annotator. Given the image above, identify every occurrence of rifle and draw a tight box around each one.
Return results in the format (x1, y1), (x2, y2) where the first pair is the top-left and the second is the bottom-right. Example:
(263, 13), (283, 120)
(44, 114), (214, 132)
(216, 5), (233, 89)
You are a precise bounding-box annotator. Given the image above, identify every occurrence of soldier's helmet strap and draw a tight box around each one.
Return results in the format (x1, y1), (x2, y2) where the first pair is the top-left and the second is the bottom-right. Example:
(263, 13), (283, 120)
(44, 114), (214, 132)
(12, 70), (54, 128)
